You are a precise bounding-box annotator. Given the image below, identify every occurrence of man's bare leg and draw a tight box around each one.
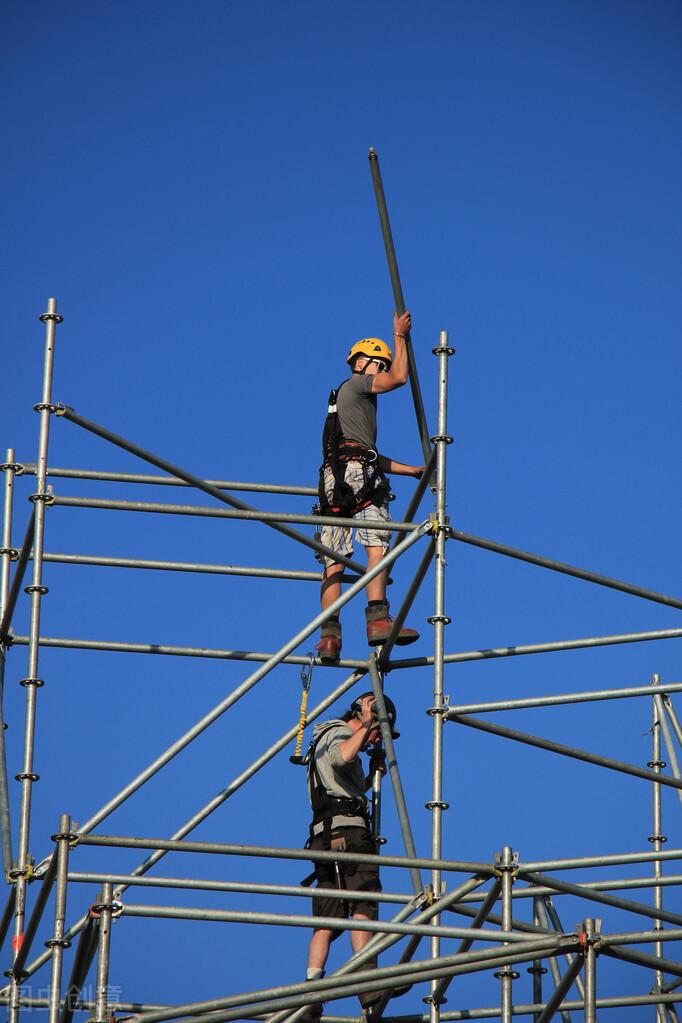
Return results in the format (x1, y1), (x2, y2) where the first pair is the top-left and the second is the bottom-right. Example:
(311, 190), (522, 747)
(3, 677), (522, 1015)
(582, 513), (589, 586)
(307, 927), (334, 972)
(351, 914), (378, 1008)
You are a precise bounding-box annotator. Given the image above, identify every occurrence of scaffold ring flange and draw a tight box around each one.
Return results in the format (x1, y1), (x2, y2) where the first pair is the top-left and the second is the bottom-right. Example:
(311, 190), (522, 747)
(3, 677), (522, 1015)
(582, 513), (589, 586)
(45, 938), (72, 949)
(24, 584), (49, 595)
(19, 677), (45, 688)
(28, 491), (55, 505)
(0, 548), (19, 561)
(425, 800), (449, 810)
(39, 312), (63, 323)
(15, 772), (40, 782)
(33, 402), (60, 414)
(432, 345), (456, 356)
(0, 462), (24, 474)
(427, 614), (451, 625)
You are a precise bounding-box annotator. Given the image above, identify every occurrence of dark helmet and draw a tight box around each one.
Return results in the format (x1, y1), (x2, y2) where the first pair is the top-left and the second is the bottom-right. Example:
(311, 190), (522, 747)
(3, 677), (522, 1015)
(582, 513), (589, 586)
(349, 691), (400, 739)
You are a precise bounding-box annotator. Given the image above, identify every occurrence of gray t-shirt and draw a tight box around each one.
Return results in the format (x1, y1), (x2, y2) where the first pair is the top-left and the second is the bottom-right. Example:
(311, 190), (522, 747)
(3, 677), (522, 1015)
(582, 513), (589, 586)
(308, 719), (368, 834)
(337, 373), (377, 450)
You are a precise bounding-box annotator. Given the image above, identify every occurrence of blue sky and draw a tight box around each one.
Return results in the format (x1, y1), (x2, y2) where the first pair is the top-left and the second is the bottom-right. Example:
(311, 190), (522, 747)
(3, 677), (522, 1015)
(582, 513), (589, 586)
(2, 1), (681, 1018)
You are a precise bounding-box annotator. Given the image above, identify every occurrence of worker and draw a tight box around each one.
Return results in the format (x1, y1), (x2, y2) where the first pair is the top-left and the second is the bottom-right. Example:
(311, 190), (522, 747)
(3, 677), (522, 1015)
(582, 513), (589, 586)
(316, 310), (424, 662)
(302, 692), (400, 1020)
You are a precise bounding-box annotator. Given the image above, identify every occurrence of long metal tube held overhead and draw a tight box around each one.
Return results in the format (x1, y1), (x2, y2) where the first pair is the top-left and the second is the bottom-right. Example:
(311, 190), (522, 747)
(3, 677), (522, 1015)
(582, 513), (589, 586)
(368, 148), (431, 464)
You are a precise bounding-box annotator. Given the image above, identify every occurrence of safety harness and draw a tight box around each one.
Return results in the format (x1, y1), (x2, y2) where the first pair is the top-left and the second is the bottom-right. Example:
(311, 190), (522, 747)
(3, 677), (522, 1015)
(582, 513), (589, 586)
(318, 379), (390, 517)
(302, 724), (370, 835)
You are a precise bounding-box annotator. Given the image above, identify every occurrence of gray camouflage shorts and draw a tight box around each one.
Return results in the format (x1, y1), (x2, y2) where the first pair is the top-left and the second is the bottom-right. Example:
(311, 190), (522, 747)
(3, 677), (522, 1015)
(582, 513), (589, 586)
(319, 461), (391, 569)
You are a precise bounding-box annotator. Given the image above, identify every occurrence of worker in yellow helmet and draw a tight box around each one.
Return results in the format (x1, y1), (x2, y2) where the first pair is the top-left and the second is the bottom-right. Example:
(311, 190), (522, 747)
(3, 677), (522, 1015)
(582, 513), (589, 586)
(316, 310), (424, 662)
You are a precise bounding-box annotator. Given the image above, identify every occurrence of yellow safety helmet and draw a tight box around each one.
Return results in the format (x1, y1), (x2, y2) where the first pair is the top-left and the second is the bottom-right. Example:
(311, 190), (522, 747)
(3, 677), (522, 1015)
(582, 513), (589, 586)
(346, 337), (393, 367)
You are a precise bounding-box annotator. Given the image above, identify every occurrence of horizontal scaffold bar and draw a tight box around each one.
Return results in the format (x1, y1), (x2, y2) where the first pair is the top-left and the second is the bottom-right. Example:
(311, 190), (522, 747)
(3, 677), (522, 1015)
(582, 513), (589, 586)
(51, 494), (418, 532)
(121, 903), (535, 943)
(20, 463), (318, 496)
(66, 871), (413, 904)
(27, 550), (333, 582)
(76, 833), (495, 876)
(519, 847), (682, 873)
(387, 626), (682, 669)
(382, 991), (682, 1021)
(447, 680), (682, 716)
(10, 635), (368, 670)
(449, 526), (682, 610)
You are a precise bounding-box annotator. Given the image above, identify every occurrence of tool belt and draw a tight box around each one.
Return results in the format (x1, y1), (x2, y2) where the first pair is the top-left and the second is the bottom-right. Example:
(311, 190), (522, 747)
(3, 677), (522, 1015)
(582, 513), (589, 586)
(318, 442), (390, 517)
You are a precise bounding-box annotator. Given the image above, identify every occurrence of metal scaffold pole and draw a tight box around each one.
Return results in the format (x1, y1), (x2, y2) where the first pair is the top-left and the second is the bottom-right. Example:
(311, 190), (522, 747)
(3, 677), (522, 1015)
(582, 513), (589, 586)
(0, 447), (18, 876)
(9, 298), (62, 1023)
(426, 330), (454, 1023)
(651, 673), (667, 1021)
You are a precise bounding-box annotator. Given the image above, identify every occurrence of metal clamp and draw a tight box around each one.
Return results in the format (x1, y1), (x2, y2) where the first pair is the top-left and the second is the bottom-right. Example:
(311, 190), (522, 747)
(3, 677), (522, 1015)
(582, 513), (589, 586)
(24, 584), (49, 595)
(494, 968), (520, 980)
(432, 345), (456, 356)
(648, 759), (667, 769)
(0, 462), (24, 475)
(0, 547), (19, 561)
(39, 311), (64, 324)
(15, 771), (40, 783)
(428, 513), (450, 537)
(427, 614), (451, 625)
(32, 402), (60, 414)
(648, 833), (668, 844)
(494, 850), (519, 878)
(7, 859), (35, 882)
(430, 434), (454, 445)
(45, 937), (72, 949)
(576, 918), (602, 952)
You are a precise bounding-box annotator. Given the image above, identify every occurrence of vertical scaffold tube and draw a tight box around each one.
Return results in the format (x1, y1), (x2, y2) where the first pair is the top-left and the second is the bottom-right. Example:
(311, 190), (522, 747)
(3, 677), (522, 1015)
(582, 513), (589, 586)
(582, 918), (598, 1023)
(427, 330), (454, 1023)
(0, 448), (18, 876)
(651, 674), (666, 1017)
(10, 298), (62, 1023)
(93, 882), (114, 1023)
(528, 899), (547, 1023)
(495, 846), (518, 1023)
(47, 814), (71, 1023)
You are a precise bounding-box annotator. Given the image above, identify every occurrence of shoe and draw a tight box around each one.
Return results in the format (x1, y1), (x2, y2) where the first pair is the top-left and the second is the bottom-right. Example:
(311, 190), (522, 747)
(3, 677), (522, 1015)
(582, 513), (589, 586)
(302, 981), (324, 1023)
(365, 603), (419, 647)
(316, 619), (341, 663)
(301, 1002), (323, 1023)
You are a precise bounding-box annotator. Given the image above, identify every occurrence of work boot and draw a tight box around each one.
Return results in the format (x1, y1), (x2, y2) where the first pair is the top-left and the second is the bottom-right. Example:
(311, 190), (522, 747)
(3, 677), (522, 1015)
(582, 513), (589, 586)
(301, 1000), (323, 1023)
(316, 617), (341, 663)
(365, 601), (419, 647)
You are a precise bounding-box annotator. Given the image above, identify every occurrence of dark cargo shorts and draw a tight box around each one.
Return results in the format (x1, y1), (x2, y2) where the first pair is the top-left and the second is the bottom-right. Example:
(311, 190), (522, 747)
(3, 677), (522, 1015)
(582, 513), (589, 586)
(309, 826), (381, 937)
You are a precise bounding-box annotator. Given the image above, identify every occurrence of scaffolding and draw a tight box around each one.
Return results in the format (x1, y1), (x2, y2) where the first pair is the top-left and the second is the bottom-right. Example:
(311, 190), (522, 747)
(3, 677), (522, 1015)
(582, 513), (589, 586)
(0, 150), (681, 1023)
